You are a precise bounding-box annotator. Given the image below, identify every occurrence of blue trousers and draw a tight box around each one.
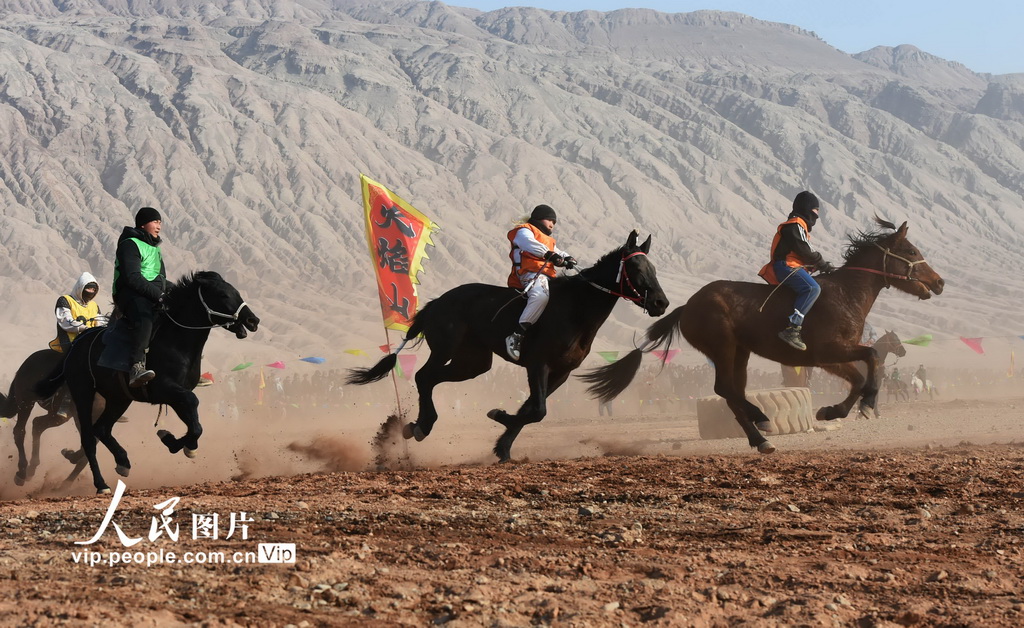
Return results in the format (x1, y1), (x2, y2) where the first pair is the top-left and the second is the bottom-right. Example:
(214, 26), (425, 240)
(773, 261), (820, 326)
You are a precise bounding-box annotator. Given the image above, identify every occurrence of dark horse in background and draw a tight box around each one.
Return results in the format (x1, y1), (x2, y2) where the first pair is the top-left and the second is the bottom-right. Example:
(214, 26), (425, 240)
(35, 272), (259, 493)
(582, 219), (943, 454)
(347, 231), (669, 462)
(1, 350), (73, 485)
(862, 329), (907, 409)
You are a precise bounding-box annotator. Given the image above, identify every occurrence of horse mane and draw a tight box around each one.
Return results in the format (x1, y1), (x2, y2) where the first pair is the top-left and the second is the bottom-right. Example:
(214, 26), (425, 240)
(551, 244), (626, 288)
(841, 216), (898, 264)
(165, 271), (223, 301)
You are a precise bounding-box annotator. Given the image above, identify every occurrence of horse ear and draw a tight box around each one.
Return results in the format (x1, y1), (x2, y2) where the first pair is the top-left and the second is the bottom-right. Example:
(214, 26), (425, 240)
(896, 221), (908, 241)
(640, 234), (652, 254)
(626, 230), (639, 249)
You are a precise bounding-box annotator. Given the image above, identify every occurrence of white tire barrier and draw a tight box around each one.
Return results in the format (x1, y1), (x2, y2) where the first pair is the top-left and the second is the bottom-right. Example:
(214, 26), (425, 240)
(697, 387), (814, 440)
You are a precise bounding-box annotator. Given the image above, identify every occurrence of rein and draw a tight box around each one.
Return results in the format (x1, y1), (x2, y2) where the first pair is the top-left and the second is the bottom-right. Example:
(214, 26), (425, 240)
(846, 243), (928, 287)
(164, 286), (248, 330)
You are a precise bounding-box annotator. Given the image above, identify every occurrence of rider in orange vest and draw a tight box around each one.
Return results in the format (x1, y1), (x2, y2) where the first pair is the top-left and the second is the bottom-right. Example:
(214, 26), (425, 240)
(504, 204), (576, 361)
(758, 191), (835, 351)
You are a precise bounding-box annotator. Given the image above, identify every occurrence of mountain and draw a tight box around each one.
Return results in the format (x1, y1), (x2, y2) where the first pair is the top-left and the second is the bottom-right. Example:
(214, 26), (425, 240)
(1, 0), (1022, 369)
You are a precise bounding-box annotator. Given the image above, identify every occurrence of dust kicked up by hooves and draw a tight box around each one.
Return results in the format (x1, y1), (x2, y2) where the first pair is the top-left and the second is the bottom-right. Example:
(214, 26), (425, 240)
(371, 412), (414, 471)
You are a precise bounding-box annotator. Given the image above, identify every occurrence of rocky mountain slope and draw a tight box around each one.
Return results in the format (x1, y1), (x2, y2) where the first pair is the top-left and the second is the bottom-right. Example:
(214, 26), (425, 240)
(2, 0), (1022, 368)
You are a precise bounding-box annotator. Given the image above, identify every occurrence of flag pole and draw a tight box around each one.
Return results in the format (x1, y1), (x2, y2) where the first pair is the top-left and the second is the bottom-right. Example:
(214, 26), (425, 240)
(383, 328), (404, 418)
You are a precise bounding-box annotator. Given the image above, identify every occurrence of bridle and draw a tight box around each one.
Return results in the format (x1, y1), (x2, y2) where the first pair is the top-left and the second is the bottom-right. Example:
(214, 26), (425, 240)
(165, 286), (249, 330)
(847, 243), (928, 288)
(583, 251), (648, 307)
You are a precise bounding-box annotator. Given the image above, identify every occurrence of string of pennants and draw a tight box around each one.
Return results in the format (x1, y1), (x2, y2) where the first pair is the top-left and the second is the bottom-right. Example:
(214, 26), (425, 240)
(205, 334), (1024, 385)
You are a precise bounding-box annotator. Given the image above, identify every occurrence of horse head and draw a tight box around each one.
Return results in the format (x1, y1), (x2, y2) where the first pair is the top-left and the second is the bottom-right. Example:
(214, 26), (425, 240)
(619, 230), (669, 316)
(169, 272), (260, 338)
(843, 218), (944, 299)
(877, 329), (907, 358)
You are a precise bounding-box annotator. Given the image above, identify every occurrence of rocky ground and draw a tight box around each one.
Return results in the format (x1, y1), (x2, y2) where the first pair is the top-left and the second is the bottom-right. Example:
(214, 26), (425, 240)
(1, 395), (1023, 626)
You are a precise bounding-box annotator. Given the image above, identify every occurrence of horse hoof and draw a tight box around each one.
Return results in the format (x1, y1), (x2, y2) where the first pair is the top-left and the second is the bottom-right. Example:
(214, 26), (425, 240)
(757, 441), (776, 454)
(184, 448), (197, 459)
(755, 421), (774, 433)
(116, 465), (130, 477)
(486, 409), (501, 420)
(402, 423), (415, 440)
(412, 425), (426, 442)
(156, 429), (171, 440)
(14, 473), (25, 487)
(98, 487), (111, 495)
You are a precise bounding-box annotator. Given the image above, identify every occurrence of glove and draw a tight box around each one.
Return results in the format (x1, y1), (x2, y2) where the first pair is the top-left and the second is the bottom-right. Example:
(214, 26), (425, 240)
(816, 261), (836, 274)
(92, 314), (110, 327)
(155, 294), (169, 312)
(563, 256), (578, 270)
(543, 251), (565, 267)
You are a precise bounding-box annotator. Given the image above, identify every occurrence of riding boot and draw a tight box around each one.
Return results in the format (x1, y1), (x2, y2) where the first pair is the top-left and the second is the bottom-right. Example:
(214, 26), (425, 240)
(505, 332), (523, 361)
(779, 325), (807, 351)
(129, 361), (156, 387)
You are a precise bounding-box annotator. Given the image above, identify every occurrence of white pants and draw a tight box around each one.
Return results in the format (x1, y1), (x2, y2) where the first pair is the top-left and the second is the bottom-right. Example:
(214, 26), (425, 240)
(518, 272), (550, 326)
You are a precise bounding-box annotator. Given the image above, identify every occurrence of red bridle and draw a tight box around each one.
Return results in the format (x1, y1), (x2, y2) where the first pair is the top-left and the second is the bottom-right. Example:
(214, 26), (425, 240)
(846, 243), (929, 288)
(584, 251), (648, 304)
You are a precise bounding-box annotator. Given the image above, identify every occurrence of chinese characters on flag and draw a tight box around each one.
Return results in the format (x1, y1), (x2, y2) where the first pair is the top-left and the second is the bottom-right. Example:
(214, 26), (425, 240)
(360, 175), (439, 332)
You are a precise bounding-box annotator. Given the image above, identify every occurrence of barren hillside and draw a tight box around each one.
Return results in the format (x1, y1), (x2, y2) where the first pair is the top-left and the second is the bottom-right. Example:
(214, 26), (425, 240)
(1, 0), (1022, 367)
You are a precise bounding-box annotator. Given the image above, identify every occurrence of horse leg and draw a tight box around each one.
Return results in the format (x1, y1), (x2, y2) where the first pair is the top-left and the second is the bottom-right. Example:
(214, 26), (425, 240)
(27, 411), (73, 479)
(12, 406), (34, 485)
(91, 398), (135, 477)
(70, 388), (109, 494)
(407, 347), (491, 441)
(710, 349), (773, 453)
(817, 361), (869, 420)
(157, 390), (202, 457)
(731, 349), (774, 433)
(491, 365), (567, 463)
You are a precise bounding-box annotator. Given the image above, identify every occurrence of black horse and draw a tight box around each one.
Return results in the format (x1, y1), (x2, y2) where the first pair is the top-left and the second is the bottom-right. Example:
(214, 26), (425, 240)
(1, 350), (72, 485)
(35, 271), (259, 493)
(346, 231), (669, 462)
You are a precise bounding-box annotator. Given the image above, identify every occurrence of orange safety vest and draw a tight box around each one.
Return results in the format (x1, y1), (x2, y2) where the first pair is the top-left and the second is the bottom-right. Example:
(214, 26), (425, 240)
(758, 217), (811, 285)
(507, 223), (557, 289)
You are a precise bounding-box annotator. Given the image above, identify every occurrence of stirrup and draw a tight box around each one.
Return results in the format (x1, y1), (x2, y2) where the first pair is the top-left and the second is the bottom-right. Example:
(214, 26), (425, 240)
(505, 332), (522, 361)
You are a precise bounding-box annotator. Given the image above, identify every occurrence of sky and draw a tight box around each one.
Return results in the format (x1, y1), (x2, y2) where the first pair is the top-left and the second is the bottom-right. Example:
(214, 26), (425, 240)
(454, 0), (1024, 75)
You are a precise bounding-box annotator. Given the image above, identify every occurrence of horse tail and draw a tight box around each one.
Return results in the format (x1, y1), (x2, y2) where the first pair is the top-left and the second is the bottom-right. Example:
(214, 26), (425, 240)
(33, 362), (65, 401)
(579, 305), (687, 403)
(345, 354), (398, 385)
(345, 303), (435, 386)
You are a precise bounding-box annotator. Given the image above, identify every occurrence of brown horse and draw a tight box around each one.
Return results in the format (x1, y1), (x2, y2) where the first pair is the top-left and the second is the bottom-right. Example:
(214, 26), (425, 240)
(581, 218), (944, 453)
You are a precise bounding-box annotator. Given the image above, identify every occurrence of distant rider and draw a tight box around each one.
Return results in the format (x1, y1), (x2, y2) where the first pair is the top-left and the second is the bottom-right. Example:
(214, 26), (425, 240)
(49, 272), (107, 354)
(113, 207), (166, 387)
(48, 272), (108, 418)
(504, 204), (577, 361)
(759, 191), (836, 351)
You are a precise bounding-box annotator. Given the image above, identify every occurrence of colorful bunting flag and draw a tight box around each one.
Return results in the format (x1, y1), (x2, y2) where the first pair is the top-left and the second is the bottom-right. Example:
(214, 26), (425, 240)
(651, 349), (680, 364)
(300, 357), (326, 364)
(266, 361), (286, 369)
(398, 354), (417, 380)
(200, 372), (214, 383)
(378, 344), (392, 354)
(257, 367), (265, 405)
(344, 349), (368, 357)
(903, 334), (933, 346)
(361, 174), (439, 332)
(597, 351), (619, 363)
(960, 337), (985, 354)
(231, 362), (253, 371)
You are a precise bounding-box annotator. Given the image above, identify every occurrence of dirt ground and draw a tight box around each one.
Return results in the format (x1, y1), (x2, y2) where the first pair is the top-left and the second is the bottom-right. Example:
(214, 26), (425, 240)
(1, 388), (1023, 626)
